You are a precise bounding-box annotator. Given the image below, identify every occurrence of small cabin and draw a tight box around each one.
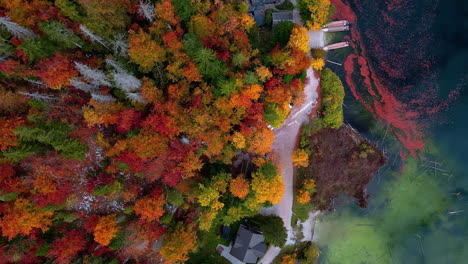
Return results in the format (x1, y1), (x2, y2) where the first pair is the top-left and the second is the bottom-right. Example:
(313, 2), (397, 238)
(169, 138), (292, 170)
(230, 225), (267, 263)
(272, 11), (294, 26)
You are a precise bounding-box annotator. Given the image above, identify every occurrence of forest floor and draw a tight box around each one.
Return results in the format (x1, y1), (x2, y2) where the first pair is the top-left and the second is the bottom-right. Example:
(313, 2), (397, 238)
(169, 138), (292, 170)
(259, 66), (320, 264)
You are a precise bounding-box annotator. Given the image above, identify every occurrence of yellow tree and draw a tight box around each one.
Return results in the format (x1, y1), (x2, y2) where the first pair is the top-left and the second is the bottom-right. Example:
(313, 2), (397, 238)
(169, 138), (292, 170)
(223, 206), (250, 225)
(128, 28), (166, 72)
(231, 132), (246, 149)
(292, 149), (309, 167)
(196, 174), (229, 231)
(93, 214), (120, 246)
(287, 25), (310, 53)
(198, 209), (218, 231)
(83, 100), (125, 127)
(239, 13), (255, 31)
(189, 14), (213, 39)
(78, 0), (131, 37)
(211, 172), (230, 194)
(311, 58), (325, 70)
(159, 222), (197, 264)
(251, 173), (284, 205)
(197, 184), (223, 210)
(298, 0), (332, 31)
(0, 198), (54, 240)
(256, 66), (273, 82)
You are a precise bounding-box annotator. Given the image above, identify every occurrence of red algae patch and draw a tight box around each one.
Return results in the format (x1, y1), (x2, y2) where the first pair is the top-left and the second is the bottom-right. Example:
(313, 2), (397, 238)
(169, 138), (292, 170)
(331, 0), (427, 157)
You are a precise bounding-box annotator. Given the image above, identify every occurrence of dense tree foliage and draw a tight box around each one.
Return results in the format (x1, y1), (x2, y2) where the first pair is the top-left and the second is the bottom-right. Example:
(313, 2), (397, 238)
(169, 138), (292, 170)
(0, 198), (53, 240)
(280, 253), (297, 264)
(0, 0), (326, 262)
(292, 148), (309, 168)
(159, 222), (197, 264)
(273, 242), (320, 264)
(319, 68), (345, 128)
(271, 21), (295, 47)
(298, 0), (334, 30)
(250, 215), (288, 247)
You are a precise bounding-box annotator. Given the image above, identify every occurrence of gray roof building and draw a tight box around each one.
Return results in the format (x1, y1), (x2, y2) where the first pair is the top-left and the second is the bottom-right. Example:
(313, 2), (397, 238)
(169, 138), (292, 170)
(272, 11), (294, 26)
(251, 0), (278, 6)
(230, 225), (267, 263)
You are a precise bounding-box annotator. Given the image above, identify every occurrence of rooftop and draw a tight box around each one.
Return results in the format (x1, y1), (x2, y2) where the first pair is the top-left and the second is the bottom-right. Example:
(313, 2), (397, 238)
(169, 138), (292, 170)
(272, 11), (295, 25)
(229, 225), (267, 263)
(251, 0), (278, 6)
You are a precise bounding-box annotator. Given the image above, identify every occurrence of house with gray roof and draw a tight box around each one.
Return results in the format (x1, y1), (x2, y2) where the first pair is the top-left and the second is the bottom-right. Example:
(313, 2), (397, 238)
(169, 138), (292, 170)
(272, 11), (295, 26)
(250, 0), (278, 6)
(229, 225), (267, 263)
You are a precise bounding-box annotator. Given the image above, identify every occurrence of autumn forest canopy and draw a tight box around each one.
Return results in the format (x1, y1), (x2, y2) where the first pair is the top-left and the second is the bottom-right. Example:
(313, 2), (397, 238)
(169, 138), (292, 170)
(0, 0), (321, 263)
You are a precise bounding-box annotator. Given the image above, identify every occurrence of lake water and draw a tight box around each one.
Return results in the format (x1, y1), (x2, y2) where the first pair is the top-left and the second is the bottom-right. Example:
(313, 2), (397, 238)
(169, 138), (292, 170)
(314, 0), (468, 263)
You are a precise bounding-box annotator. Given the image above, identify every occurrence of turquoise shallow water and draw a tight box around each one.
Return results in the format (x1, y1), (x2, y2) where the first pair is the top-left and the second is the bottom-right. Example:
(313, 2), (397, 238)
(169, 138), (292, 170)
(315, 0), (468, 263)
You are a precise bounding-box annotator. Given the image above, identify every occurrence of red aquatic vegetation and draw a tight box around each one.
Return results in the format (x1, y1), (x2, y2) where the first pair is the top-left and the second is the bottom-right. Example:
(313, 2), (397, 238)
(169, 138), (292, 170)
(331, 0), (427, 157)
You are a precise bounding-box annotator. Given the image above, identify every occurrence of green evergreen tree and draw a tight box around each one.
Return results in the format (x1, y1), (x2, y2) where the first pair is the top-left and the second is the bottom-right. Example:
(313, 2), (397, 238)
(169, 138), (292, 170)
(19, 38), (56, 62)
(258, 161), (278, 180)
(167, 189), (184, 207)
(215, 78), (237, 98)
(172, 0), (196, 24)
(319, 68), (344, 129)
(12, 121), (88, 160)
(55, 0), (83, 22)
(271, 21), (295, 47)
(232, 53), (246, 68)
(243, 71), (259, 85)
(193, 48), (226, 82)
(249, 215), (287, 247)
(263, 103), (285, 128)
(0, 38), (14, 58)
(40, 20), (84, 49)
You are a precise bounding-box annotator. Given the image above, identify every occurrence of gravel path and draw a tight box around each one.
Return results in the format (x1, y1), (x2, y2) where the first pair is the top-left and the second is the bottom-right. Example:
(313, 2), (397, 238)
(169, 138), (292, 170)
(259, 67), (319, 264)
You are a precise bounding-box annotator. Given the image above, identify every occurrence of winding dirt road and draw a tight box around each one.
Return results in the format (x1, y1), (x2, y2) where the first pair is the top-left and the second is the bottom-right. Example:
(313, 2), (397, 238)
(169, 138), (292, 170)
(259, 67), (319, 264)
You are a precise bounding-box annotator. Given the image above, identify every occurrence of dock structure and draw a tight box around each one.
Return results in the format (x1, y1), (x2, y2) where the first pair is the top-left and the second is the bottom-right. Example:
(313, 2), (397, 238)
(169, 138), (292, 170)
(324, 20), (349, 28)
(321, 25), (349, 32)
(323, 41), (349, 51)
(308, 30), (325, 49)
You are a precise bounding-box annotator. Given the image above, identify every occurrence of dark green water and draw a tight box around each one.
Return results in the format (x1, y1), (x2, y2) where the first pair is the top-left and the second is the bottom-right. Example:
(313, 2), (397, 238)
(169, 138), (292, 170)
(315, 0), (468, 263)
